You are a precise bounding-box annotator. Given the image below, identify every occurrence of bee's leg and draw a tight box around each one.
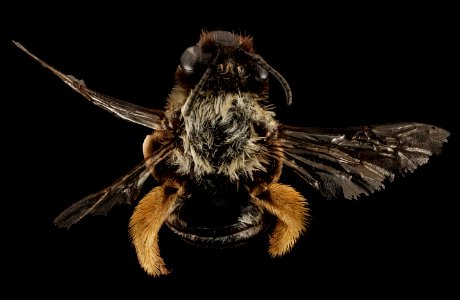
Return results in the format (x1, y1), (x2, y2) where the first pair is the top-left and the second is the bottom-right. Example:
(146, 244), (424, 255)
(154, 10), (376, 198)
(128, 181), (182, 277)
(142, 130), (174, 179)
(162, 108), (182, 130)
(143, 130), (168, 159)
(252, 183), (310, 257)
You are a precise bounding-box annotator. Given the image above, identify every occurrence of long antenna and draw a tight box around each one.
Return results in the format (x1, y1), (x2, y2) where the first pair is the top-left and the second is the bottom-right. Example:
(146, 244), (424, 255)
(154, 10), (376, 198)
(244, 51), (292, 106)
(182, 50), (222, 117)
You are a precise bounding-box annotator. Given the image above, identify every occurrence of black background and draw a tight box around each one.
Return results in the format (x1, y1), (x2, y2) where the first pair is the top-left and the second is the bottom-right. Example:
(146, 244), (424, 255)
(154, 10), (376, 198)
(2, 3), (457, 297)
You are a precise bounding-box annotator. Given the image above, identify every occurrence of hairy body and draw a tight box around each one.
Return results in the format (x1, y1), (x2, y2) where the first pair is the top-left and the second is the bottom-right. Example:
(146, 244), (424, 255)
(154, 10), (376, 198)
(13, 30), (449, 277)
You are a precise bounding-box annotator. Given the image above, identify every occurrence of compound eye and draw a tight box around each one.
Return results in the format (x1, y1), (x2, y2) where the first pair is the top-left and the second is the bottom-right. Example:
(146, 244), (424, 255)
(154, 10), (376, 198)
(256, 64), (269, 81)
(180, 46), (203, 72)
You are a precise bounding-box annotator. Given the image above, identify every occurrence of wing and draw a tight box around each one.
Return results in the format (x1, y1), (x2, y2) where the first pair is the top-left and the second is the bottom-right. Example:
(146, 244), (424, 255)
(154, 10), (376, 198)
(54, 142), (175, 229)
(13, 41), (165, 130)
(276, 122), (450, 200)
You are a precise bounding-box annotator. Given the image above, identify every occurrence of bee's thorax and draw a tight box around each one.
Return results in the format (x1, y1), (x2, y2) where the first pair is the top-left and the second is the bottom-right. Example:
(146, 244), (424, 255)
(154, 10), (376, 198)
(168, 90), (277, 181)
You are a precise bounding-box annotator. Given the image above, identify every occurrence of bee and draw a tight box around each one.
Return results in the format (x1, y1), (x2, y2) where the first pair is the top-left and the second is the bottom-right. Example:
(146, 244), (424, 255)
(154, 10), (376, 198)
(13, 30), (449, 277)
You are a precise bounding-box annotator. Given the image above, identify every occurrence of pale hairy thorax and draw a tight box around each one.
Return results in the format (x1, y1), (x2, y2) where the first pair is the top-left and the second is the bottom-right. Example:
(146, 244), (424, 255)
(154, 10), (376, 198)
(167, 88), (278, 182)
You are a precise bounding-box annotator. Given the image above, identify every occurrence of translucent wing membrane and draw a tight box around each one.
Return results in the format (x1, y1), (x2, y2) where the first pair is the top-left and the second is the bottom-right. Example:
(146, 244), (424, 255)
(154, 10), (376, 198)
(13, 41), (165, 130)
(277, 123), (450, 200)
(14, 40), (450, 226)
(54, 143), (174, 229)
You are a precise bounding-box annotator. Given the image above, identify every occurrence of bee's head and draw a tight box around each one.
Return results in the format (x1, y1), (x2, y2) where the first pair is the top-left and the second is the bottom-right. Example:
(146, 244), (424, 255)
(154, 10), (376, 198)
(177, 31), (267, 89)
(177, 30), (292, 116)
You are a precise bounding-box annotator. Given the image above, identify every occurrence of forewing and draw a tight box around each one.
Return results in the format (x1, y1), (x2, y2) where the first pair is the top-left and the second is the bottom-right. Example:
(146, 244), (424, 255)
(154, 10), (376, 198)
(277, 123), (450, 200)
(13, 41), (164, 130)
(54, 143), (174, 229)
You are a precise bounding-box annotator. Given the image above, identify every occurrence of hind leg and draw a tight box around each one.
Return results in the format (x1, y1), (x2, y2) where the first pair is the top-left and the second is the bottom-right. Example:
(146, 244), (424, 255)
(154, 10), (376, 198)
(252, 183), (310, 257)
(129, 181), (182, 277)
